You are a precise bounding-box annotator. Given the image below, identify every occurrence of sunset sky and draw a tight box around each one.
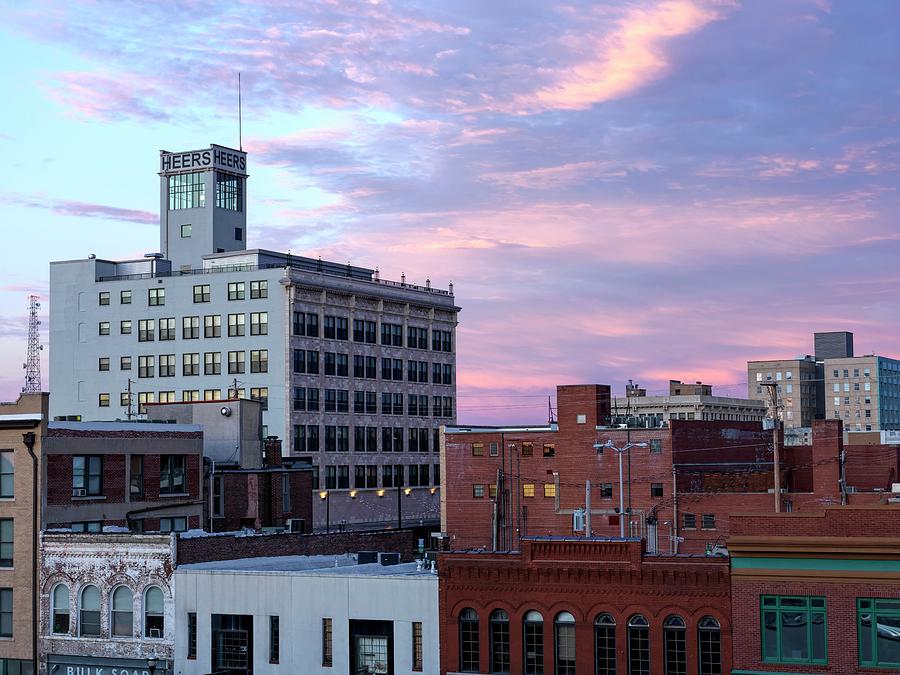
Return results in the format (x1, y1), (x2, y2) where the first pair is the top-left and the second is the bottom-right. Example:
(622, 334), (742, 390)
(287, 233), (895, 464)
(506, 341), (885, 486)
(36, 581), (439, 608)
(1, 0), (899, 423)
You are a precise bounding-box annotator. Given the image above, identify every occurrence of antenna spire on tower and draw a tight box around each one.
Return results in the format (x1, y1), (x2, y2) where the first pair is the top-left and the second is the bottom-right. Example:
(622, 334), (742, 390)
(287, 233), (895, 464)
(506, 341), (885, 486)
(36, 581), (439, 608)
(238, 72), (243, 151)
(22, 295), (42, 393)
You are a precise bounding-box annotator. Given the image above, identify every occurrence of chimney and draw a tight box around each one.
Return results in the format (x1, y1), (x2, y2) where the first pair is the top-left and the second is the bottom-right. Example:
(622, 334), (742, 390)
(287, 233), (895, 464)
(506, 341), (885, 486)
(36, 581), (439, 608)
(264, 436), (283, 468)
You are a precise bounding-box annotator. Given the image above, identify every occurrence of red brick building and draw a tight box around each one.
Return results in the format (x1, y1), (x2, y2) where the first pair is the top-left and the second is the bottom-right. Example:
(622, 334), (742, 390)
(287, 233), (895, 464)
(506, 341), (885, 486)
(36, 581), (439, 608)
(729, 506), (900, 675)
(438, 537), (731, 675)
(441, 384), (896, 554)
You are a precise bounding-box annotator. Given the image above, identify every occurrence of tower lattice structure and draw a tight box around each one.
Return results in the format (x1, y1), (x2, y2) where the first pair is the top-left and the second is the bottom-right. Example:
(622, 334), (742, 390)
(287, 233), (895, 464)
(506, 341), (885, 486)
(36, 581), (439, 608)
(23, 295), (42, 393)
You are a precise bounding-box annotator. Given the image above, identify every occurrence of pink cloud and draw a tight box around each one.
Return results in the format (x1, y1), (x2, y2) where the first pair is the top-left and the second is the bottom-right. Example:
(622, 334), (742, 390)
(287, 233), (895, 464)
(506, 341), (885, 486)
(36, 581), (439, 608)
(519, 0), (732, 112)
(9, 193), (156, 225)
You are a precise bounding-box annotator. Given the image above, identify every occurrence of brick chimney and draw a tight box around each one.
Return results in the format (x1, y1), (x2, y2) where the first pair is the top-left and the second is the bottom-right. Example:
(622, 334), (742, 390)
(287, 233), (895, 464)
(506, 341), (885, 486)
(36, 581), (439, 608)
(264, 436), (283, 468)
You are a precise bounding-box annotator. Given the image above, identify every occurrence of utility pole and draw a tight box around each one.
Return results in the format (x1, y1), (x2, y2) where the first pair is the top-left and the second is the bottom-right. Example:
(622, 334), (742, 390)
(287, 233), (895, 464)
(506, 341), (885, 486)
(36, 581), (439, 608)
(602, 440), (648, 537)
(126, 378), (134, 421)
(761, 382), (782, 512)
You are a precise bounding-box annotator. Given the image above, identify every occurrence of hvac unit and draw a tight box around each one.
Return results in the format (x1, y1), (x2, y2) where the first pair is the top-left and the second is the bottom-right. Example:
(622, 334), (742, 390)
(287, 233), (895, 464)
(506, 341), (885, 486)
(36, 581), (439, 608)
(285, 518), (305, 533)
(892, 483), (900, 494)
(72, 488), (87, 498)
(572, 509), (585, 533)
(379, 553), (401, 566)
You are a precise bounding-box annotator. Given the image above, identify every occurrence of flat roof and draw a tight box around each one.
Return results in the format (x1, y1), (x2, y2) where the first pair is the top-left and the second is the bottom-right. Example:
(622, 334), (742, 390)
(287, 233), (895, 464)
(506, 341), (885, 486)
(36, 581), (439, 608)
(445, 424), (557, 434)
(49, 421), (202, 433)
(178, 554), (433, 578)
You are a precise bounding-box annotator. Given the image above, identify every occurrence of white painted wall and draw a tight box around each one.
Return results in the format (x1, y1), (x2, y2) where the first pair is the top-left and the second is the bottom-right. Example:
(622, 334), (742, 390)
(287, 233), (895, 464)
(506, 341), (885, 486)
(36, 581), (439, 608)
(174, 564), (439, 675)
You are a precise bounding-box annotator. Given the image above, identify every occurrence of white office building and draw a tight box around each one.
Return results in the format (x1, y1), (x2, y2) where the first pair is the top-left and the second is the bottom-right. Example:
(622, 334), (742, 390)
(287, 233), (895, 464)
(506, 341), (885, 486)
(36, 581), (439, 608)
(174, 554), (438, 675)
(49, 143), (458, 528)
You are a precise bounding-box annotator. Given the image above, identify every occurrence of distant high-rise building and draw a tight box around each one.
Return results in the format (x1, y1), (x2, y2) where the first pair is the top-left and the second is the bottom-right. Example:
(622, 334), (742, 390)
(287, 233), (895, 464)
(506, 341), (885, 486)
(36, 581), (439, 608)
(814, 331), (854, 360)
(747, 356), (819, 428)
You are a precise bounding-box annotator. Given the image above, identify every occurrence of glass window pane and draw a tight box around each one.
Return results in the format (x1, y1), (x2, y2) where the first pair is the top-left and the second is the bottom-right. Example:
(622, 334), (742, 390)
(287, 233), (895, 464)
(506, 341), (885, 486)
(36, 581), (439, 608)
(780, 612), (809, 660)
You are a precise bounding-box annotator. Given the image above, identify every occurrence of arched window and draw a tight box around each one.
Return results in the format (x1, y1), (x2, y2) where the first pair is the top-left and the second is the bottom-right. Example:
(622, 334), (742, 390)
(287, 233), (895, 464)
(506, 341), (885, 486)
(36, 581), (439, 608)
(144, 587), (164, 638)
(698, 616), (721, 675)
(594, 613), (616, 675)
(490, 609), (510, 673)
(664, 616), (686, 675)
(554, 612), (576, 675)
(459, 608), (480, 672)
(79, 585), (101, 637)
(523, 611), (544, 675)
(111, 586), (134, 637)
(627, 615), (650, 675)
(51, 584), (70, 634)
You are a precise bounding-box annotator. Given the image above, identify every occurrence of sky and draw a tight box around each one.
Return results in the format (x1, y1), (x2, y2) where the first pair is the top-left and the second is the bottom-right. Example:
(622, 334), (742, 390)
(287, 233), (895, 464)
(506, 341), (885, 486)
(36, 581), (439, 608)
(1, 0), (899, 424)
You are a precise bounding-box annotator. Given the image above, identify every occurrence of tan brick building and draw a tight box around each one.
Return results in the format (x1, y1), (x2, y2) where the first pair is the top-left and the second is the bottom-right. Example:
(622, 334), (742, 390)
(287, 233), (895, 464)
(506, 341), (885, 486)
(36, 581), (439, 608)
(0, 393), (49, 675)
(747, 356), (819, 427)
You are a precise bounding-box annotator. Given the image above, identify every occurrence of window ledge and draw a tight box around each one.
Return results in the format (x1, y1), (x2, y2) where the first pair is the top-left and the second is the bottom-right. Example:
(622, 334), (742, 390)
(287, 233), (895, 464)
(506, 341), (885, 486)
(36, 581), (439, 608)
(158, 492), (190, 498)
(72, 495), (106, 501)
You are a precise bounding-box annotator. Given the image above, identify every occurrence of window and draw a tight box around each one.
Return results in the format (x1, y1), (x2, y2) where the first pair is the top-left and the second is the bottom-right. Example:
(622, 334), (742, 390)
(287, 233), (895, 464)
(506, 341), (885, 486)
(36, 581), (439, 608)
(683, 513), (696, 529)
(203, 389), (221, 401)
(73, 455), (102, 496)
(650, 439), (663, 454)
(459, 609), (479, 672)
(148, 288), (165, 306)
(181, 315), (199, 339)
(250, 349), (268, 373)
(144, 587), (165, 638)
(159, 353), (176, 377)
(180, 223), (192, 238)
(250, 280), (267, 299)
(99, 321), (110, 336)
(98, 392), (110, 407)
(250, 312), (268, 335)
(594, 614), (616, 675)
(160, 455), (186, 494)
(188, 612), (197, 659)
(412, 621), (424, 671)
(698, 616), (721, 675)
(651, 483), (664, 498)
(702, 513), (716, 530)
(761, 596), (826, 664)
(0, 587), (12, 640)
(544, 483), (556, 498)
(204, 314), (221, 337)
(80, 585), (101, 636)
(169, 171), (205, 209)
(265, 615), (280, 663)
(228, 282), (245, 300)
(98, 291), (110, 306)
(130, 455), (144, 498)
(522, 442), (533, 456)
(381, 322), (403, 346)
(52, 584), (70, 634)
(664, 616), (686, 675)
(204, 351), (221, 375)
(214, 171), (242, 210)
(228, 350), (245, 374)
(490, 609), (510, 674)
(111, 586), (134, 637)
(0, 520), (11, 567)
(432, 329), (452, 351)
(193, 284), (210, 303)
(522, 611), (544, 675)
(138, 355), (155, 378)
(251, 387), (268, 410)
(120, 320), (132, 335)
(472, 443), (485, 457)
(228, 313), (245, 336)
(322, 617), (333, 667)
(628, 615), (650, 675)
(473, 484), (485, 498)
(121, 392), (131, 407)
(294, 311), (319, 337)
(0, 452), (11, 498)
(159, 317), (175, 340)
(857, 598), (900, 668)
(555, 612), (576, 675)
(120, 289), (132, 304)
(523, 483), (535, 497)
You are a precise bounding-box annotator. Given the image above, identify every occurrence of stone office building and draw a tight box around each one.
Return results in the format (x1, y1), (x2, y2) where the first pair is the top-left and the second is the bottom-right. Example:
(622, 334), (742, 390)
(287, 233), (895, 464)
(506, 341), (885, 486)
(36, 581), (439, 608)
(49, 143), (458, 529)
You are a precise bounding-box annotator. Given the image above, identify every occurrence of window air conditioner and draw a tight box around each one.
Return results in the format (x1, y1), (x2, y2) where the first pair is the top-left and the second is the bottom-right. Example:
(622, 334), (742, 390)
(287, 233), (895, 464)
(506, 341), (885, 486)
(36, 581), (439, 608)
(72, 488), (86, 497)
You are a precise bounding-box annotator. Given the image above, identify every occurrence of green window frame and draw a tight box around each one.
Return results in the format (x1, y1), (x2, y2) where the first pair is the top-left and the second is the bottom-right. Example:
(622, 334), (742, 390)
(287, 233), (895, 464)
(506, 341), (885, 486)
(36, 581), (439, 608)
(761, 595), (827, 665)
(858, 598), (900, 668)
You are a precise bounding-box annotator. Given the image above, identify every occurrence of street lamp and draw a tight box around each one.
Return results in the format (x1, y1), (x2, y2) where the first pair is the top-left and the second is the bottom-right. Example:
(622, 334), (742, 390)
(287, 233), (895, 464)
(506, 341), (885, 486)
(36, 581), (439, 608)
(319, 490), (330, 533)
(602, 440), (648, 537)
(146, 652), (159, 675)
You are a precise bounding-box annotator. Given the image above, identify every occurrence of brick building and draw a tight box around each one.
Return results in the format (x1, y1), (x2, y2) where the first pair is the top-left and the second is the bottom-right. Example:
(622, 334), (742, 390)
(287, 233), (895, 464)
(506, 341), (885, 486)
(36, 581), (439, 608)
(729, 506), (900, 675)
(0, 392), (48, 675)
(441, 385), (896, 554)
(40, 532), (175, 674)
(42, 420), (205, 533)
(438, 537), (731, 675)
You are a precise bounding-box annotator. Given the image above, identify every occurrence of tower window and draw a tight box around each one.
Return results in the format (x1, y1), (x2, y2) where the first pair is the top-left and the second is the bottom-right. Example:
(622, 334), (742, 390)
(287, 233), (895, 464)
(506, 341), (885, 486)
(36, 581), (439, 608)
(181, 224), (192, 238)
(216, 172), (243, 211)
(168, 172), (205, 210)
(235, 227), (243, 241)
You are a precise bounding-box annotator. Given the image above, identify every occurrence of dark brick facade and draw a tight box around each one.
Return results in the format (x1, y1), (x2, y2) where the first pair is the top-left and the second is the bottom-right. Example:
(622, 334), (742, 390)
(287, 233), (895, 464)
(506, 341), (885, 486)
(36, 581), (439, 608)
(438, 537), (731, 675)
(211, 467), (313, 532)
(176, 527), (416, 564)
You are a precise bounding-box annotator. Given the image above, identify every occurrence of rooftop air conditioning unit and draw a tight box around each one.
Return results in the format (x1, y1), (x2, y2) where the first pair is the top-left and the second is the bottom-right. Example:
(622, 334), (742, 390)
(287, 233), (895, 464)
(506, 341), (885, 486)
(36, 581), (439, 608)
(892, 483), (900, 494)
(845, 486), (859, 494)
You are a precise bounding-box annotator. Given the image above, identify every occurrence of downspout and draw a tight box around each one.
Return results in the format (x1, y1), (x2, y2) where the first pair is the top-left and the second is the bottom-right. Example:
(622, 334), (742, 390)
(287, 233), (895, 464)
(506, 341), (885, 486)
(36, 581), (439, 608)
(23, 432), (38, 675)
(672, 464), (679, 554)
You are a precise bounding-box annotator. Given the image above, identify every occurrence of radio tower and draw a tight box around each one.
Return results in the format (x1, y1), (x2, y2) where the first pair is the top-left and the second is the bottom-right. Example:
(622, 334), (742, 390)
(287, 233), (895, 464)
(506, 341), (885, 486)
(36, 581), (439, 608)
(22, 295), (42, 394)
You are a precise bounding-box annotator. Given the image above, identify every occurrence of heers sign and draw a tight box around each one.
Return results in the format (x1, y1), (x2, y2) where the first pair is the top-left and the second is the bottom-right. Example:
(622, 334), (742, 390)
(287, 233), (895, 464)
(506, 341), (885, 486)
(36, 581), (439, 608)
(160, 146), (246, 175)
